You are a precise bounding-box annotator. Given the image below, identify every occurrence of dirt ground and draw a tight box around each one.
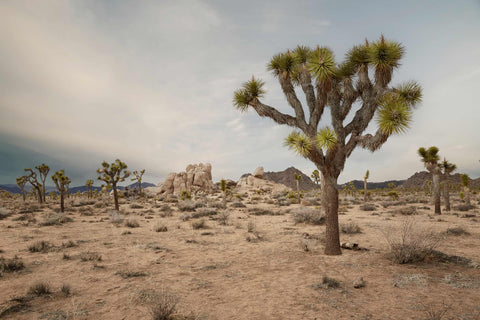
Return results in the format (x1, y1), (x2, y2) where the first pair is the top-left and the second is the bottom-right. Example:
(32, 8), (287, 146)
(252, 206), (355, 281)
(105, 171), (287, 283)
(0, 192), (479, 320)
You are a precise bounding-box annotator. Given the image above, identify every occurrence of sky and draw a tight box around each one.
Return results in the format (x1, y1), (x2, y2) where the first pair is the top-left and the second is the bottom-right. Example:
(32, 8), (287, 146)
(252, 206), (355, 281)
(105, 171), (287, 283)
(1, 0), (479, 186)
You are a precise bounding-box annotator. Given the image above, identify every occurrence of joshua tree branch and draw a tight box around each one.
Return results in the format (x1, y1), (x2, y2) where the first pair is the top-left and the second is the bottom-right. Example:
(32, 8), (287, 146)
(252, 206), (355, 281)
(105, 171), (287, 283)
(250, 101), (305, 130)
(278, 76), (308, 129)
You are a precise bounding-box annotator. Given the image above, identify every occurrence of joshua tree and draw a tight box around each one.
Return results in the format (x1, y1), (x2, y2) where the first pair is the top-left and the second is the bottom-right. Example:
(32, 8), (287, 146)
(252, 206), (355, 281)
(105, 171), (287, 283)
(24, 168), (43, 204)
(310, 169), (320, 187)
(35, 164), (50, 202)
(418, 146), (441, 214)
(233, 36), (422, 254)
(294, 173), (302, 203)
(441, 158), (456, 211)
(220, 179), (227, 203)
(461, 174), (470, 205)
(97, 159), (130, 211)
(131, 169), (146, 195)
(85, 179), (94, 199)
(363, 170), (370, 202)
(16, 176), (27, 202)
(51, 170), (71, 213)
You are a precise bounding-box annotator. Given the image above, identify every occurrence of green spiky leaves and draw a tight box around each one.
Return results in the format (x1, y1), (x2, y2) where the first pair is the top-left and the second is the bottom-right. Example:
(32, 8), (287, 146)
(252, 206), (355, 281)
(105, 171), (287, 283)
(284, 127), (338, 157)
(441, 158), (457, 174)
(97, 159), (130, 184)
(418, 146), (440, 164)
(307, 46), (336, 82)
(376, 93), (412, 135)
(233, 76), (266, 111)
(394, 81), (422, 107)
(51, 170), (71, 192)
(315, 127), (338, 150)
(368, 35), (404, 70)
(267, 52), (297, 77)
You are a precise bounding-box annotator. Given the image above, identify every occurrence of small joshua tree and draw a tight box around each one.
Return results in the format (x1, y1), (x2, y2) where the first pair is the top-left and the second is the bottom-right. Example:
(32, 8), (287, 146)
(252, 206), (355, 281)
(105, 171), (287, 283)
(51, 170), (71, 213)
(418, 146), (441, 214)
(294, 173), (302, 203)
(131, 169), (146, 195)
(35, 164), (50, 202)
(363, 170), (370, 202)
(24, 168), (43, 204)
(310, 169), (320, 187)
(441, 158), (456, 211)
(461, 174), (470, 205)
(85, 179), (94, 198)
(220, 179), (227, 203)
(16, 176), (28, 202)
(97, 159), (130, 211)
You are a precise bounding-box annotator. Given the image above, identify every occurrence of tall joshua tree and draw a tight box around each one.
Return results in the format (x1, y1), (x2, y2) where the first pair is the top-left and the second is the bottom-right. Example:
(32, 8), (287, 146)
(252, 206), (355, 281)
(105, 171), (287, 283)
(24, 168), (43, 204)
(35, 164), (50, 202)
(51, 170), (71, 213)
(16, 176), (28, 202)
(363, 170), (370, 202)
(311, 169), (320, 187)
(418, 146), (441, 214)
(294, 173), (302, 203)
(85, 179), (94, 199)
(233, 36), (422, 255)
(441, 158), (456, 211)
(131, 169), (146, 195)
(97, 159), (130, 211)
(461, 174), (470, 205)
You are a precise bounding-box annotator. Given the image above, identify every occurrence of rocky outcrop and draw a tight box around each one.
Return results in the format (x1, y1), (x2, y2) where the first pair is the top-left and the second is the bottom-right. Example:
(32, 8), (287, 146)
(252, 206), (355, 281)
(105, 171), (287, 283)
(160, 163), (214, 195)
(400, 171), (467, 189)
(236, 169), (290, 194)
(263, 167), (318, 191)
(253, 166), (264, 178)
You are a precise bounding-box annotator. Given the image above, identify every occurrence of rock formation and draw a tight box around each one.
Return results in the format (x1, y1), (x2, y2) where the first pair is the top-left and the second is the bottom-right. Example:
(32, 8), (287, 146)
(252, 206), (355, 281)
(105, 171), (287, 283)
(160, 163), (214, 195)
(263, 167), (318, 191)
(237, 168), (290, 194)
(253, 166), (264, 178)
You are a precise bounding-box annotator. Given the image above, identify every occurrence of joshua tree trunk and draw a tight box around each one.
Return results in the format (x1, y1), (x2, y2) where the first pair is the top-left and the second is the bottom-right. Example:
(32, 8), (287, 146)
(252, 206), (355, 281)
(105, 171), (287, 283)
(35, 187), (42, 204)
(60, 193), (65, 213)
(363, 179), (367, 202)
(112, 182), (119, 211)
(432, 172), (441, 214)
(321, 171), (341, 255)
(443, 180), (451, 211)
(464, 187), (471, 206)
(296, 180), (300, 204)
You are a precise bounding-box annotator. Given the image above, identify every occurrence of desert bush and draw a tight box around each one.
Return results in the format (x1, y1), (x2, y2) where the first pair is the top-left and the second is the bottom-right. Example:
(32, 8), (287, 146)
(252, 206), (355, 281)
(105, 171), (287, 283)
(192, 219), (207, 230)
(208, 201), (226, 209)
(163, 195), (178, 203)
(248, 208), (282, 216)
(191, 208), (217, 219)
(217, 211), (230, 225)
(445, 227), (470, 236)
(291, 207), (325, 225)
(150, 289), (178, 320)
(454, 204), (475, 212)
(78, 206), (95, 216)
(28, 281), (52, 295)
(80, 251), (102, 262)
(130, 203), (144, 209)
(230, 201), (246, 208)
(153, 223), (168, 232)
(61, 240), (77, 248)
(180, 213), (191, 221)
(28, 240), (52, 253)
(0, 207), (12, 220)
(384, 219), (442, 264)
(116, 270), (148, 278)
(40, 213), (73, 226)
(0, 256), (25, 273)
(395, 206), (417, 215)
(109, 210), (124, 224)
(312, 276), (341, 289)
(247, 220), (256, 233)
(125, 219), (140, 228)
(340, 222), (361, 234)
(158, 204), (173, 217)
(178, 200), (198, 212)
(61, 284), (71, 296)
(301, 197), (320, 206)
(359, 203), (376, 211)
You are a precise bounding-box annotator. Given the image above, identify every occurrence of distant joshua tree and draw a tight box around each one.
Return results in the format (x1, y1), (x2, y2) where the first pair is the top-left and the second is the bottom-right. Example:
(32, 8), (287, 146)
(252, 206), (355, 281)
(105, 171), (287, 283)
(233, 36), (422, 254)
(220, 179), (227, 203)
(97, 159), (130, 211)
(16, 176), (28, 202)
(441, 158), (456, 211)
(294, 173), (302, 203)
(85, 179), (94, 199)
(35, 164), (50, 202)
(418, 146), (441, 214)
(461, 174), (470, 205)
(131, 169), (146, 195)
(51, 170), (71, 213)
(310, 169), (320, 186)
(24, 168), (43, 204)
(363, 170), (369, 202)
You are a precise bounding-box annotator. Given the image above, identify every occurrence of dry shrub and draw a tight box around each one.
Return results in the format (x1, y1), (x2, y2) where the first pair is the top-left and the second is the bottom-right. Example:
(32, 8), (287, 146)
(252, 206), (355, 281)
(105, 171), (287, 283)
(125, 218), (140, 228)
(248, 208), (281, 216)
(0, 256), (25, 273)
(291, 207), (325, 225)
(217, 211), (230, 225)
(340, 222), (361, 234)
(445, 227), (470, 236)
(395, 206), (417, 215)
(360, 203), (376, 211)
(311, 276), (341, 289)
(191, 208), (217, 219)
(40, 213), (73, 226)
(208, 201), (226, 209)
(149, 289), (178, 320)
(0, 207), (12, 220)
(178, 200), (201, 212)
(80, 251), (102, 262)
(28, 240), (52, 253)
(230, 201), (246, 208)
(28, 281), (51, 296)
(384, 218), (442, 264)
(153, 223), (168, 232)
(109, 210), (124, 224)
(192, 219), (207, 230)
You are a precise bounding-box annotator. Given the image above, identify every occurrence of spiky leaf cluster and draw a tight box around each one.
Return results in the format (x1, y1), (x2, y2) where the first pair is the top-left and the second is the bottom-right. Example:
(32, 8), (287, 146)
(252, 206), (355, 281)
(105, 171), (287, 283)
(233, 77), (266, 111)
(461, 174), (470, 187)
(97, 159), (130, 185)
(51, 170), (71, 193)
(418, 146), (440, 165)
(376, 93), (412, 135)
(284, 127), (338, 157)
(441, 159), (457, 175)
(307, 47), (336, 83)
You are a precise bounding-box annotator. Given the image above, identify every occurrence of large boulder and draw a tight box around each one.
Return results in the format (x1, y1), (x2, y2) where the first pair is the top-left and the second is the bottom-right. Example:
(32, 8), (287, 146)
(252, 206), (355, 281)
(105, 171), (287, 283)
(160, 163), (214, 195)
(253, 166), (264, 178)
(237, 170), (290, 194)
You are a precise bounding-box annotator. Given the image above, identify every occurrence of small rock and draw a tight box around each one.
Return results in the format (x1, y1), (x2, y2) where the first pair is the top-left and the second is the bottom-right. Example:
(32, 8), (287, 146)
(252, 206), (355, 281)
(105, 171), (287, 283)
(353, 277), (365, 288)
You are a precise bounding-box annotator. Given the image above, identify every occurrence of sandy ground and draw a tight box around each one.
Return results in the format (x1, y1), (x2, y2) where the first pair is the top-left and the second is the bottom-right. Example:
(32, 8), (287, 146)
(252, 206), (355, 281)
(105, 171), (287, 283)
(0, 192), (479, 320)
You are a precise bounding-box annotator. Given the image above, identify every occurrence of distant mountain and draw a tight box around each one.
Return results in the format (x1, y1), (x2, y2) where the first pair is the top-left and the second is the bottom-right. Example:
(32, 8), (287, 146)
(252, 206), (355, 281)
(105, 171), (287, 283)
(339, 179), (405, 190)
(0, 182), (156, 194)
(400, 171), (479, 189)
(263, 167), (319, 191)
